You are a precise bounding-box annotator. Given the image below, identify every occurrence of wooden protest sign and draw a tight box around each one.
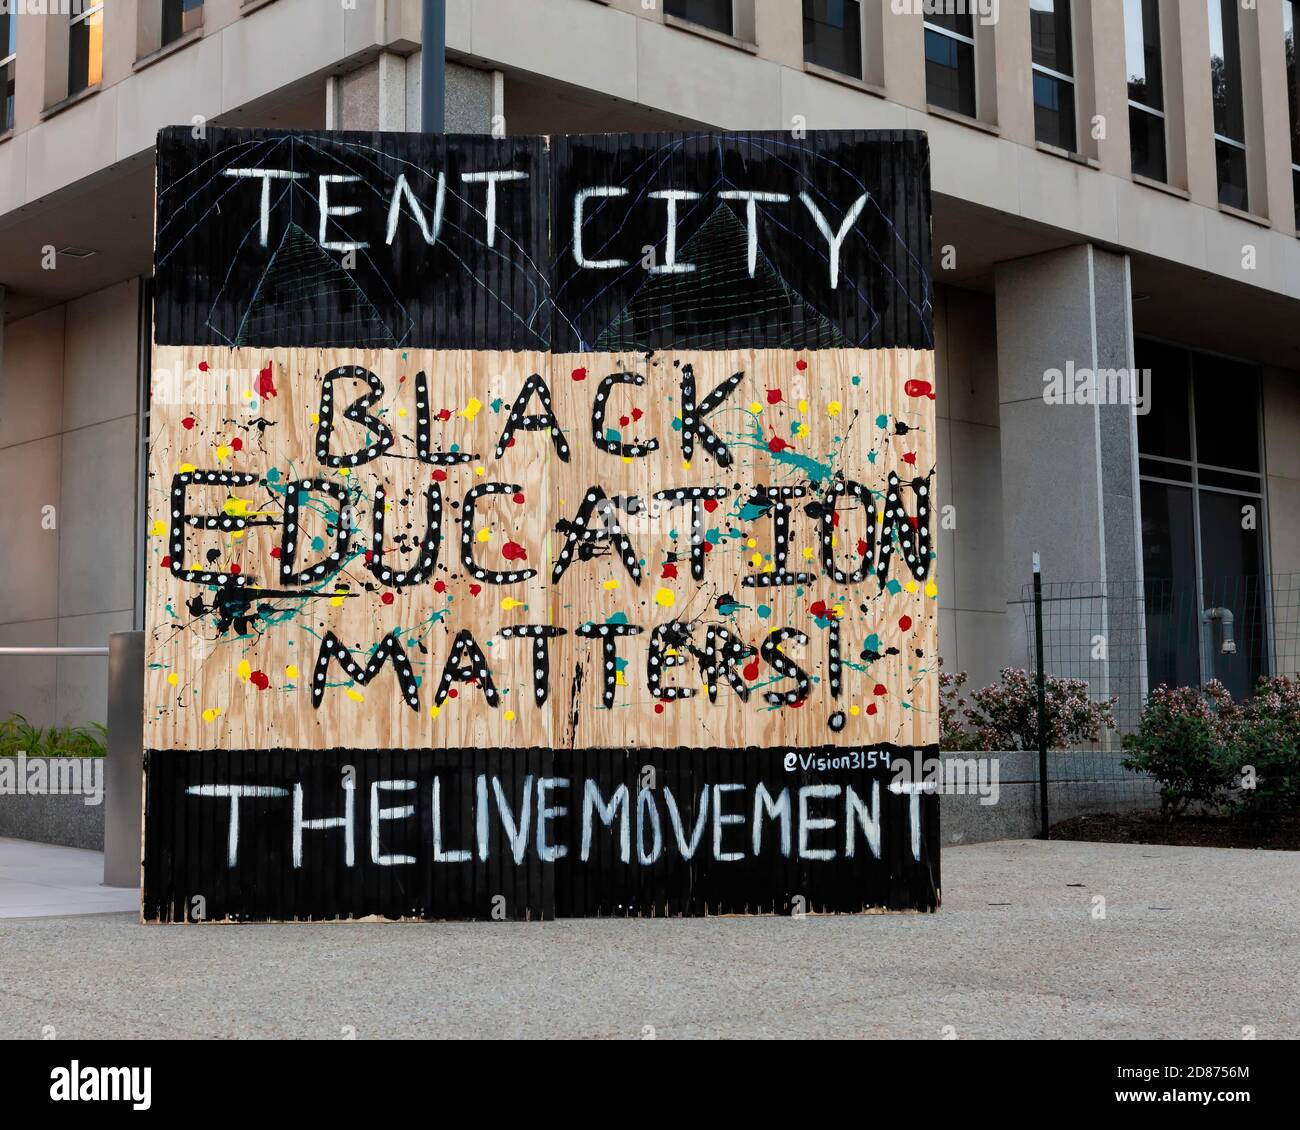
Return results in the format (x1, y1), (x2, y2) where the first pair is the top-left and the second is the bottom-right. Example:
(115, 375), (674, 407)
(143, 127), (939, 920)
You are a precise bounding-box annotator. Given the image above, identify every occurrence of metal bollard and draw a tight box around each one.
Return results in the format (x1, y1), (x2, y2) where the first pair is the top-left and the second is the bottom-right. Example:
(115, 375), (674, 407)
(103, 631), (145, 889)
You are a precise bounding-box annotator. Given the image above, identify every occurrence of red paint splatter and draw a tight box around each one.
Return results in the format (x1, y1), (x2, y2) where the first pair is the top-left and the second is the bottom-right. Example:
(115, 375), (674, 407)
(230, 563), (241, 574)
(654, 703), (665, 714)
(432, 469), (448, 482)
(512, 491), (525, 504)
(469, 584), (482, 596)
(857, 539), (869, 557)
(766, 388), (783, 405)
(160, 555), (171, 569)
(742, 660), (760, 681)
(703, 498), (718, 513)
(364, 550), (374, 564)
(899, 615), (913, 631)
(702, 541), (713, 554)
(231, 437), (243, 452)
(866, 703), (878, 716)
(449, 688), (459, 699)
(434, 580), (447, 594)
(904, 379), (935, 401)
(619, 415), (630, 427)
(661, 562), (678, 580)
(903, 451), (916, 465)
(437, 408), (452, 422)
(381, 592), (395, 605)
(795, 359), (808, 371)
(810, 600), (829, 618)
(256, 363), (277, 399)
(270, 547), (281, 559)
(502, 541), (528, 562)
(631, 408), (644, 421)
(873, 683), (888, 696)
(181, 416), (196, 430)
(250, 670), (270, 690)
(198, 361), (209, 373)
(768, 436), (789, 453)
(572, 366), (588, 382)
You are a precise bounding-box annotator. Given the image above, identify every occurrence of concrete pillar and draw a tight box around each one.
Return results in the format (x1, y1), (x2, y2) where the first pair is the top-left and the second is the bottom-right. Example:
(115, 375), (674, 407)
(327, 53), (501, 134)
(103, 631), (144, 888)
(994, 245), (1146, 734)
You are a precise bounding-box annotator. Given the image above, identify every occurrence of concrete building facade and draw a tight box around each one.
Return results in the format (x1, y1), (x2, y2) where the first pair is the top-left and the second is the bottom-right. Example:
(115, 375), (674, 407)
(1, 0), (1299, 727)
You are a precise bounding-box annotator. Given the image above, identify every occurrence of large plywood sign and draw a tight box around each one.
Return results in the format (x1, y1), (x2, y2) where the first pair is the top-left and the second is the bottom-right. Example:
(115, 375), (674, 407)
(143, 126), (939, 920)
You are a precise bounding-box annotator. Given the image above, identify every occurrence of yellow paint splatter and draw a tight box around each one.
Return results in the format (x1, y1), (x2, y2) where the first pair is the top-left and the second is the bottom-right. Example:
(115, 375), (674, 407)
(904, 580), (919, 594)
(329, 588), (348, 607)
(798, 399), (809, 415)
(504, 710), (516, 722)
(827, 401), (843, 417)
(398, 407), (407, 418)
(215, 444), (232, 462)
(202, 707), (222, 723)
(654, 587), (675, 608)
(285, 664), (299, 680)
(501, 597), (524, 611)
(849, 704), (861, 717)
(179, 462), (196, 473)
(310, 412), (320, 425)
(751, 553), (763, 568)
(461, 397), (483, 421)
(602, 578), (620, 591)
(166, 672), (179, 686)
(476, 527), (492, 543)
(802, 546), (815, 560)
(236, 659), (252, 682)
(345, 688), (365, 703)
(750, 401), (763, 413)
(925, 580), (939, 599)
(149, 519), (168, 537)
(429, 704), (441, 719)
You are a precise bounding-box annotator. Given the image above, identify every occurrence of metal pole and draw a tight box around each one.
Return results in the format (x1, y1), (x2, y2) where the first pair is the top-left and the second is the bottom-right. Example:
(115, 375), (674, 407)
(103, 632), (145, 888)
(0, 647), (109, 656)
(1033, 553), (1049, 840)
(421, 0), (446, 133)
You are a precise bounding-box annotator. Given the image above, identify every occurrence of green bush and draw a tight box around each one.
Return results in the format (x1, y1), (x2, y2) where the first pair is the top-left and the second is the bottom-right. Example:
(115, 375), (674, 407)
(0, 714), (107, 758)
(1222, 676), (1300, 822)
(1121, 683), (1234, 817)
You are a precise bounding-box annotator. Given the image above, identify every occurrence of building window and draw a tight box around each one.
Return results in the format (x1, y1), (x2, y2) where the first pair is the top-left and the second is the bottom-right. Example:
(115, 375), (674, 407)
(1285, 0), (1299, 230)
(68, 1), (105, 97)
(162, 0), (204, 49)
(0, 7), (15, 133)
(924, 10), (976, 117)
(803, 0), (862, 80)
(1125, 0), (1166, 181)
(1137, 340), (1267, 701)
(1208, 0), (1248, 210)
(1031, 0), (1076, 152)
(664, 0), (733, 38)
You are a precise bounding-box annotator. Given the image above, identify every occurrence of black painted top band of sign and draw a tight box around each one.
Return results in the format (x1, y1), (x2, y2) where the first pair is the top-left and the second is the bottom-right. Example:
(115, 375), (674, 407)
(152, 125), (933, 354)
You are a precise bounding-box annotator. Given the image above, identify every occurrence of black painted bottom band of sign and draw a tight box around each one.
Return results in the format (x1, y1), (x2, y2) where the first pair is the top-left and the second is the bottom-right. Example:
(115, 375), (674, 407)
(141, 745), (941, 921)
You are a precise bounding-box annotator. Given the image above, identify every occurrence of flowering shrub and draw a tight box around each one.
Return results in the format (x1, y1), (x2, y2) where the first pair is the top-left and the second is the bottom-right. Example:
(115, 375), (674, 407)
(1122, 677), (1300, 821)
(1121, 683), (1234, 817)
(940, 665), (1116, 752)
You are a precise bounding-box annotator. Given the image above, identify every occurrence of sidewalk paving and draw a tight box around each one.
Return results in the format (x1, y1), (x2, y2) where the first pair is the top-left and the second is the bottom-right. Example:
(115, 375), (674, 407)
(0, 838), (1297, 1039)
(0, 838), (138, 919)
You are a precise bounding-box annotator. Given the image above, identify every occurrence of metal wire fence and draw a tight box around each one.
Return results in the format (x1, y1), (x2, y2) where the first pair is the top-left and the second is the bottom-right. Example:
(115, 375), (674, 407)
(1014, 572), (1300, 830)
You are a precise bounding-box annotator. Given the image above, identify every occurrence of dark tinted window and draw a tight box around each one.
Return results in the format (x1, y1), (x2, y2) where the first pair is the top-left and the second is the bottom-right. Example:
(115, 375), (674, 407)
(925, 27), (976, 117)
(1031, 0), (1073, 76)
(1136, 340), (1192, 462)
(1192, 353), (1260, 472)
(803, 0), (862, 79)
(665, 0), (733, 37)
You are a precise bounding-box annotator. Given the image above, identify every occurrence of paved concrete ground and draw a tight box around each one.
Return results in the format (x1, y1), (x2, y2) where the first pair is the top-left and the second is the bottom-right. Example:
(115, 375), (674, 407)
(0, 837), (139, 919)
(1, 838), (1296, 1039)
